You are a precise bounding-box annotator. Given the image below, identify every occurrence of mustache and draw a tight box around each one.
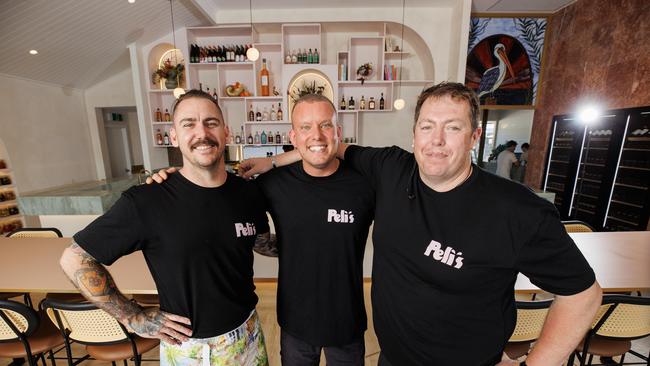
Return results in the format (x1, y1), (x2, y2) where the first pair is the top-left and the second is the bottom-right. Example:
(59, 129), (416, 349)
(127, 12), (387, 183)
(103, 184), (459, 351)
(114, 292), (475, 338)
(190, 138), (219, 150)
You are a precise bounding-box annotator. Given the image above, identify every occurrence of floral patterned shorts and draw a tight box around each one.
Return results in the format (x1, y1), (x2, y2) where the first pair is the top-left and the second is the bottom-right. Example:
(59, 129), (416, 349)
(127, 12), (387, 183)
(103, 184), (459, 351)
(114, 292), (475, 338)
(160, 310), (268, 366)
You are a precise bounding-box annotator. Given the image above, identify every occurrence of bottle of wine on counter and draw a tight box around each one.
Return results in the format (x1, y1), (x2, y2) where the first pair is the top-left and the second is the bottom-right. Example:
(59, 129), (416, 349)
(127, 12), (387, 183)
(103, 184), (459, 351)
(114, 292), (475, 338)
(260, 58), (270, 96)
(360, 95), (366, 110)
(277, 103), (283, 120)
(163, 132), (170, 145)
(340, 96), (346, 110)
(379, 93), (385, 110)
(369, 97), (376, 110)
(156, 129), (163, 145)
(248, 104), (255, 121)
(348, 96), (355, 110)
(164, 109), (171, 121)
(155, 108), (162, 122)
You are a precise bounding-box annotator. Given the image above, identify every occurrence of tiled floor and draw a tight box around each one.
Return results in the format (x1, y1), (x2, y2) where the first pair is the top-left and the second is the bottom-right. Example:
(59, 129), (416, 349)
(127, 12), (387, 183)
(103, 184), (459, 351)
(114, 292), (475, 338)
(1, 285), (648, 365)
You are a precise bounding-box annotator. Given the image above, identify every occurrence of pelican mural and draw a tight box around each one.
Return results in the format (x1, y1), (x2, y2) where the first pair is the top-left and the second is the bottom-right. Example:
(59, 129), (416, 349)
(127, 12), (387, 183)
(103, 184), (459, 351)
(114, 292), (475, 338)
(465, 34), (534, 105)
(477, 44), (515, 98)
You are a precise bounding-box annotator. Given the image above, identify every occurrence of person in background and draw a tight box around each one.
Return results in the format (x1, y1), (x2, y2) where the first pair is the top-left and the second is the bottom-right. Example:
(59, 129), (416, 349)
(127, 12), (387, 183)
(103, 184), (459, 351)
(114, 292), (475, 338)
(240, 82), (602, 366)
(496, 140), (519, 180)
(520, 142), (530, 166)
(60, 90), (273, 366)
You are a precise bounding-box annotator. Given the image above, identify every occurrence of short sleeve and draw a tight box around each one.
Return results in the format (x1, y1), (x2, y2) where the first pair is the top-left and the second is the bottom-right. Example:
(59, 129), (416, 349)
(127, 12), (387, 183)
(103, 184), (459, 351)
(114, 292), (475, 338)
(248, 180), (270, 234)
(345, 145), (410, 189)
(73, 191), (145, 266)
(515, 204), (596, 295)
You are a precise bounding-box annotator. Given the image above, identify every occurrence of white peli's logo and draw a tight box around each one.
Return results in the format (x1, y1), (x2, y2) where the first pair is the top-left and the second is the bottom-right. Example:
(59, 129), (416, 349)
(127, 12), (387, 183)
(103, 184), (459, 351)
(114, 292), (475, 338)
(235, 222), (257, 237)
(423, 240), (464, 269)
(327, 209), (355, 223)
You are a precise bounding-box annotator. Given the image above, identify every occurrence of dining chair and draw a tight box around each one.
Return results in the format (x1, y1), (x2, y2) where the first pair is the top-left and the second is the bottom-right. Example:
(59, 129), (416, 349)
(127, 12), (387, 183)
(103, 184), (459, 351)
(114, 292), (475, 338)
(504, 299), (553, 360)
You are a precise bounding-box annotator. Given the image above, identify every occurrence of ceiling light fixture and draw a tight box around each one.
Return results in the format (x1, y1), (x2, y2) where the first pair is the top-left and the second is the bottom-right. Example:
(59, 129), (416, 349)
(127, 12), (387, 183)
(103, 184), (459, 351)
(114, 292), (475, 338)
(393, 0), (406, 110)
(128, 0), (135, 4)
(29, 50), (38, 55)
(246, 0), (260, 61)
(578, 105), (600, 124)
(168, 0), (185, 98)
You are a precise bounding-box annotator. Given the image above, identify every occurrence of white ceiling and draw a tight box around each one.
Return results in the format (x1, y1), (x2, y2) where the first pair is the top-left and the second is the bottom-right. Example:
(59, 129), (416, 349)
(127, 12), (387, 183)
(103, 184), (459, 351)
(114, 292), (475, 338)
(0, 0), (575, 90)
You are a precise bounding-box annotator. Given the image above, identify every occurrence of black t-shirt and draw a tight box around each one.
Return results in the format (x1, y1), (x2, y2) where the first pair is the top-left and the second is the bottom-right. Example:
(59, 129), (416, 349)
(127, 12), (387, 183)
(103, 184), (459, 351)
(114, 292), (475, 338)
(345, 145), (596, 365)
(256, 160), (375, 346)
(74, 172), (269, 338)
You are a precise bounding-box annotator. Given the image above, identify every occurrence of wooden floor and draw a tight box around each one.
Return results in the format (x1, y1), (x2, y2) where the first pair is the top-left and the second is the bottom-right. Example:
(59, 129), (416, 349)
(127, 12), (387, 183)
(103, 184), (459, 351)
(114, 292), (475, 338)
(1, 284), (648, 365)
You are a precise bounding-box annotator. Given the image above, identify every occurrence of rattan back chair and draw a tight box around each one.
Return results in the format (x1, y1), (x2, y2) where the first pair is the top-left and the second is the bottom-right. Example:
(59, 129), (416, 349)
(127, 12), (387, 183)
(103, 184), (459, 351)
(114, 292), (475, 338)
(0, 299), (65, 366)
(7, 228), (63, 238)
(562, 220), (595, 233)
(569, 295), (650, 366)
(42, 299), (159, 366)
(504, 299), (553, 360)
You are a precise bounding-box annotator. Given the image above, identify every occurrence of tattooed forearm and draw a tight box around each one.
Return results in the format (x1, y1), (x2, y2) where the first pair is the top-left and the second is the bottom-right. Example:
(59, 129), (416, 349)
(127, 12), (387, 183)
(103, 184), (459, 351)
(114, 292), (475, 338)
(253, 232), (278, 257)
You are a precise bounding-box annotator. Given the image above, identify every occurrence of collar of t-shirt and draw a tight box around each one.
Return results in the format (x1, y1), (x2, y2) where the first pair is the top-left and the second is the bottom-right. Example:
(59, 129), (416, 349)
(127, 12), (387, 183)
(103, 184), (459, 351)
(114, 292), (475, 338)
(290, 159), (345, 182)
(173, 170), (232, 191)
(417, 164), (480, 198)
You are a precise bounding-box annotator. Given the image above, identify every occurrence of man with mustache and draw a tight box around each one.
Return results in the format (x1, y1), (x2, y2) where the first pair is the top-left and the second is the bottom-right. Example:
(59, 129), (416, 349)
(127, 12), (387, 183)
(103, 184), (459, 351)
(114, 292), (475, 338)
(151, 94), (375, 366)
(240, 82), (602, 366)
(60, 89), (273, 365)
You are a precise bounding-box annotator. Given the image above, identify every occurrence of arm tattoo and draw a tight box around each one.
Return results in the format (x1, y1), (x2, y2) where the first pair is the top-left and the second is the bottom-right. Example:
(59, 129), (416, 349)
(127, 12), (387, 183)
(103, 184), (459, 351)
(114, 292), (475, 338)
(253, 232), (278, 257)
(66, 241), (163, 336)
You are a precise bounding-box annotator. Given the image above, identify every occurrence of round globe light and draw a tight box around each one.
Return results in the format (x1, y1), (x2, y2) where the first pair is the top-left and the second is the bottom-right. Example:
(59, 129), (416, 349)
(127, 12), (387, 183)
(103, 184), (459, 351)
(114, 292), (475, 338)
(173, 87), (185, 99)
(394, 98), (405, 110)
(246, 47), (260, 61)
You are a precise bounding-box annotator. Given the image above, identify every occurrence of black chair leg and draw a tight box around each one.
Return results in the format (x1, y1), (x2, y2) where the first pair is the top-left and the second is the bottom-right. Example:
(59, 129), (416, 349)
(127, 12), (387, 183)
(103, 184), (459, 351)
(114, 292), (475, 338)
(587, 353), (594, 365)
(123, 360), (128, 366)
(111, 362), (117, 366)
(568, 352), (577, 366)
(48, 350), (56, 366)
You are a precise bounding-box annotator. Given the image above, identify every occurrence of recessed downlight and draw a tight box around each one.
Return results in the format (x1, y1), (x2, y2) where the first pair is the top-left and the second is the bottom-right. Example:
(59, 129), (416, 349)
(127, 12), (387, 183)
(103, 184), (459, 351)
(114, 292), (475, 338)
(128, 0), (135, 3)
(29, 50), (38, 55)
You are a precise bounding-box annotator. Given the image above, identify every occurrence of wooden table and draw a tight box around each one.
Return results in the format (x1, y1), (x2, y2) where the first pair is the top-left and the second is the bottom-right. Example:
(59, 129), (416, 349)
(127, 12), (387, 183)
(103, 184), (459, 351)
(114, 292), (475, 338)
(1, 232), (648, 294)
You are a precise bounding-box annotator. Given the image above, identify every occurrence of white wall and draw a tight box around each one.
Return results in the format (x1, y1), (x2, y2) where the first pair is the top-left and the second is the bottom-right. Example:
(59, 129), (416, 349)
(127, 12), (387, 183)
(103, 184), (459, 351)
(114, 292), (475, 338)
(84, 64), (138, 179)
(494, 109), (535, 153)
(0, 74), (96, 193)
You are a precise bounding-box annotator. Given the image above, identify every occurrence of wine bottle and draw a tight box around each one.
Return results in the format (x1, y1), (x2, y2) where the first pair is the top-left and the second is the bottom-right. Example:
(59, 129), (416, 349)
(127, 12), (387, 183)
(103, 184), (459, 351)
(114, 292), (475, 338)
(308, 49), (313, 64)
(348, 96), (355, 110)
(256, 108), (262, 121)
(360, 95), (366, 110)
(379, 93), (385, 110)
(155, 108), (162, 122)
(254, 131), (260, 144)
(164, 109), (171, 121)
(268, 130), (274, 144)
(277, 103), (283, 120)
(261, 130), (267, 144)
(260, 58), (270, 96)
(247, 132), (253, 144)
(340, 96), (346, 110)
(291, 50), (298, 64)
(314, 48), (319, 64)
(275, 131), (281, 144)
(163, 132), (170, 145)
(156, 129), (163, 145)
(248, 104), (255, 121)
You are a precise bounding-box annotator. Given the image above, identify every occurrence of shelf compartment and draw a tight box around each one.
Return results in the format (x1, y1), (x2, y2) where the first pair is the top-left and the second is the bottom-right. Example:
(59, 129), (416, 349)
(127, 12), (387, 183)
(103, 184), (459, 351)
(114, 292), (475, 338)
(217, 63), (255, 99)
(349, 37), (384, 82)
(338, 82), (392, 112)
(253, 43), (283, 96)
(282, 24), (321, 65)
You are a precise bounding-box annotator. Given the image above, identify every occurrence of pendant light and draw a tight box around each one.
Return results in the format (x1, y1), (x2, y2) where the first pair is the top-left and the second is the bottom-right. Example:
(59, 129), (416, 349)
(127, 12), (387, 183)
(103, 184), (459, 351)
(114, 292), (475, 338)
(246, 0), (260, 61)
(168, 0), (185, 98)
(393, 0), (406, 110)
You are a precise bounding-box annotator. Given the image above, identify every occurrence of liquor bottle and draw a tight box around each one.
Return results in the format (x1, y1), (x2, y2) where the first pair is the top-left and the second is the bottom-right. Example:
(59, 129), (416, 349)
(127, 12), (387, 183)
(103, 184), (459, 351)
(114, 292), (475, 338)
(314, 49), (319, 64)
(348, 96), (355, 110)
(270, 104), (277, 121)
(256, 107), (262, 121)
(235, 131), (242, 144)
(307, 49), (313, 64)
(360, 95), (366, 110)
(164, 109), (171, 121)
(302, 49), (307, 63)
(156, 129), (163, 145)
(247, 132), (253, 144)
(155, 108), (162, 122)
(379, 93), (385, 110)
(254, 131), (260, 144)
(268, 131), (274, 144)
(282, 132), (288, 144)
(163, 132), (170, 145)
(291, 50), (298, 64)
(261, 130), (267, 144)
(212, 89), (218, 100)
(369, 97), (376, 110)
(277, 103), (283, 120)
(240, 126), (245, 144)
(248, 104), (255, 121)
(262, 107), (269, 121)
(285, 52), (292, 64)
(199, 82), (203, 92)
(340, 96), (346, 110)
(260, 58), (270, 96)
(275, 131), (281, 144)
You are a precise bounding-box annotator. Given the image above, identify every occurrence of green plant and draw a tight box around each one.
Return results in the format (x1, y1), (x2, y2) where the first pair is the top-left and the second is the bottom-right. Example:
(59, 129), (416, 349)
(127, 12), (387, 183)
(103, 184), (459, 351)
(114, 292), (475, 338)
(151, 59), (185, 86)
(289, 80), (325, 103)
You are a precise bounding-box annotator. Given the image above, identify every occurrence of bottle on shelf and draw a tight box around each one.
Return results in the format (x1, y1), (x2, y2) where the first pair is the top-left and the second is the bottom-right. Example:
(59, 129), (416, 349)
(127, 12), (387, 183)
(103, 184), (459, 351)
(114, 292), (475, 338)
(261, 131), (267, 145)
(163, 132), (170, 145)
(314, 48), (319, 64)
(285, 52), (292, 64)
(307, 49), (313, 64)
(348, 96), (355, 110)
(379, 93), (385, 110)
(275, 131), (281, 144)
(212, 89), (218, 100)
(155, 108), (162, 122)
(156, 129), (163, 145)
(199, 82), (203, 91)
(291, 50), (298, 64)
(268, 131), (274, 144)
(340, 96), (346, 110)
(277, 103), (283, 120)
(260, 58), (270, 96)
(254, 131), (261, 144)
(164, 109), (171, 122)
(270, 104), (277, 121)
(360, 95), (366, 110)
(369, 97), (376, 110)
(206, 87), (211, 96)
(247, 132), (254, 144)
(282, 132), (288, 144)
(235, 131), (242, 144)
(248, 105), (255, 121)
(262, 107), (269, 121)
